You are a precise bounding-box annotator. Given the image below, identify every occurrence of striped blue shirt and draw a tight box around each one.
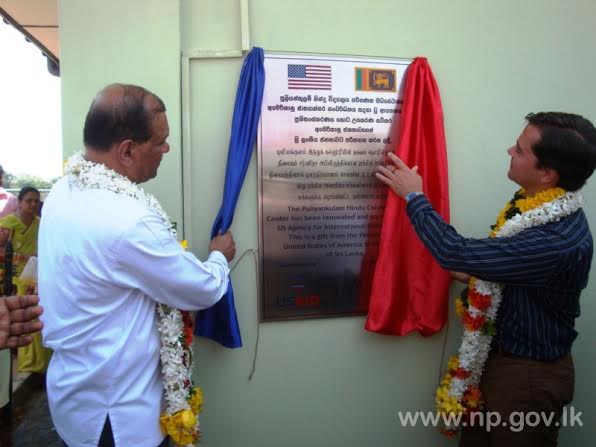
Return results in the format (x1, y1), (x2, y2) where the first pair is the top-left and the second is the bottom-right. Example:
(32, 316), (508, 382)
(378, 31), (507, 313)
(406, 195), (593, 361)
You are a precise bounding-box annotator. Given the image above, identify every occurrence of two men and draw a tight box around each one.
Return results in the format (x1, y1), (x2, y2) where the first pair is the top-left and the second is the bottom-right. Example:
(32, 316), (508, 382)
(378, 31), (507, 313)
(39, 84), (235, 447)
(38, 81), (595, 447)
(377, 112), (596, 446)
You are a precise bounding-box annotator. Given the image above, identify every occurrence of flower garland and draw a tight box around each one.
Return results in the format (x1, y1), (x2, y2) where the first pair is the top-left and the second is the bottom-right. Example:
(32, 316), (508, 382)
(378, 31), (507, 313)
(435, 187), (583, 436)
(66, 153), (202, 446)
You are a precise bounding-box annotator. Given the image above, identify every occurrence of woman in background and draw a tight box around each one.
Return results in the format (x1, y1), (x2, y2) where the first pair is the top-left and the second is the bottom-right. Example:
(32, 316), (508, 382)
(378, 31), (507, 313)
(0, 186), (51, 373)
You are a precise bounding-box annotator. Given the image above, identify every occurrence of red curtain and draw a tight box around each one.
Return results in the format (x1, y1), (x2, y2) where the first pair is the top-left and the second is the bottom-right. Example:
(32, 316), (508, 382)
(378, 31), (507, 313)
(364, 57), (450, 336)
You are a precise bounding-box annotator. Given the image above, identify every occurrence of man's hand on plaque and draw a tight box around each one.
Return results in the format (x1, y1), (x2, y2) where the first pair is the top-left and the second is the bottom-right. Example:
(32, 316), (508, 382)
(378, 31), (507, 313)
(375, 152), (423, 198)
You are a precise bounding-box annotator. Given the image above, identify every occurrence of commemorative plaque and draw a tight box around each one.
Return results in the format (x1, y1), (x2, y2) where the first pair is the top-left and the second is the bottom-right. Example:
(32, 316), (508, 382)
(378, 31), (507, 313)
(258, 53), (412, 321)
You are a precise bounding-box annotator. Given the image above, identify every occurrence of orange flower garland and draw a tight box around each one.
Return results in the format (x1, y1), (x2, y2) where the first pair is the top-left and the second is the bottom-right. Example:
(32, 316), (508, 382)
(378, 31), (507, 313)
(435, 187), (583, 436)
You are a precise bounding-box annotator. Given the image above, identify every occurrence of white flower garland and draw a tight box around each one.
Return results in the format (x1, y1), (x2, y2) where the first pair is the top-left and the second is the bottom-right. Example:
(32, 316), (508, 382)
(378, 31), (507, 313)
(437, 189), (583, 433)
(457, 191), (583, 392)
(65, 153), (197, 437)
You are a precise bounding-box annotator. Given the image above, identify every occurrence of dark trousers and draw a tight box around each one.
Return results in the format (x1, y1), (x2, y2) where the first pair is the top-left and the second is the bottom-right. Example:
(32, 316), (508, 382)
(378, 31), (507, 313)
(63, 416), (170, 447)
(459, 352), (574, 447)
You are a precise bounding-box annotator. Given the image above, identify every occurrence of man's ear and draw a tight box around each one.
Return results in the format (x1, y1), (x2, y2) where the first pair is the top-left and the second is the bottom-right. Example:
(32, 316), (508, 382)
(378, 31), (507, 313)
(115, 140), (135, 167)
(541, 167), (560, 187)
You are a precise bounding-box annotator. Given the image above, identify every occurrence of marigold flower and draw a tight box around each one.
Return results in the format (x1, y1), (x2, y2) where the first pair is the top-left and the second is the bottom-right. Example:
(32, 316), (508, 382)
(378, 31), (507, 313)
(190, 386), (204, 414)
(453, 368), (471, 379)
(184, 327), (193, 347)
(463, 386), (484, 409)
(468, 289), (491, 311)
(439, 427), (458, 437)
(516, 187), (565, 212)
(455, 297), (466, 317)
(447, 356), (459, 372)
(179, 409), (197, 429)
(463, 312), (486, 331)
(182, 311), (194, 329)
(160, 410), (199, 446)
(440, 373), (453, 387)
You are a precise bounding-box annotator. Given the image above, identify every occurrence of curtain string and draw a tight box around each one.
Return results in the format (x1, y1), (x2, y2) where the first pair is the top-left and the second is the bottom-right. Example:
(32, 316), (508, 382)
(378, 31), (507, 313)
(230, 247), (452, 384)
(228, 247), (260, 381)
(437, 306), (450, 385)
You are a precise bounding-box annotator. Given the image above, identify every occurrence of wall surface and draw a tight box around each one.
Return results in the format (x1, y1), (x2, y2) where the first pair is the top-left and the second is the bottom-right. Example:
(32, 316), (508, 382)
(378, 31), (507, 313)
(59, 0), (596, 446)
(59, 0), (183, 227)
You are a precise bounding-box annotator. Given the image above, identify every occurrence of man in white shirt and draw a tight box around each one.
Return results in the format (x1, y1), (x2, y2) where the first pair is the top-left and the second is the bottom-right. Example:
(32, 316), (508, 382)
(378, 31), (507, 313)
(0, 164), (18, 219)
(38, 84), (236, 447)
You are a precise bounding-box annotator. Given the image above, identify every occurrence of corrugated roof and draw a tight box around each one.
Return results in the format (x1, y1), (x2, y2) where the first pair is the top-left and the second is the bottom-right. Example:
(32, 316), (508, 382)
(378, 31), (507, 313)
(0, 0), (59, 68)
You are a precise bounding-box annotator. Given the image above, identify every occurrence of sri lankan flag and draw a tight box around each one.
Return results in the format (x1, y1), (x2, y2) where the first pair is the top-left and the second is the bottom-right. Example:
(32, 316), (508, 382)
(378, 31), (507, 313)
(354, 67), (396, 92)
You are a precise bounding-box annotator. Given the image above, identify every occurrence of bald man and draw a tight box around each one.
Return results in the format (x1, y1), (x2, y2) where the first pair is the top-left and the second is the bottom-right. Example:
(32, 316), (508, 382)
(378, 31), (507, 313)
(39, 84), (236, 447)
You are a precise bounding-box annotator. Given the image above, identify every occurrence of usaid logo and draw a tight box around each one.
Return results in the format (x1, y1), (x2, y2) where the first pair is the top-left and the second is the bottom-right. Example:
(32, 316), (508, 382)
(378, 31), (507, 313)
(276, 294), (321, 307)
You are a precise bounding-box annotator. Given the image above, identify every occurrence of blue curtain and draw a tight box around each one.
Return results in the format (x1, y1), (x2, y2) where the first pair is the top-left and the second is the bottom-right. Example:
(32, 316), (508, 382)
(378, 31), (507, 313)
(194, 47), (265, 348)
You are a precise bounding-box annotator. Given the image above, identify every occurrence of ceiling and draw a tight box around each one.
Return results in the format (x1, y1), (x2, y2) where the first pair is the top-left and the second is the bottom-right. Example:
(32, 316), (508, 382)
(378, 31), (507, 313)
(0, 0), (59, 63)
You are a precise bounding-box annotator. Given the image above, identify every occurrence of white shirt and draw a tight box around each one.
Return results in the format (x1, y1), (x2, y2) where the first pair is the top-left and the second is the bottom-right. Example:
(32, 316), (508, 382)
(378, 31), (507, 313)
(38, 176), (230, 447)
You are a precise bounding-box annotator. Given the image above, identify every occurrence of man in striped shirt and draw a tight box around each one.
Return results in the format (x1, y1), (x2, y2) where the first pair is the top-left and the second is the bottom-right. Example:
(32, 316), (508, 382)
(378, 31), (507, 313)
(376, 112), (596, 447)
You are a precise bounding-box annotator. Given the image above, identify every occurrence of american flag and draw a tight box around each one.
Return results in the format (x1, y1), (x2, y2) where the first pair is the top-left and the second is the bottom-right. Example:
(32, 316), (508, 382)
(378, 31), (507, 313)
(287, 64), (332, 90)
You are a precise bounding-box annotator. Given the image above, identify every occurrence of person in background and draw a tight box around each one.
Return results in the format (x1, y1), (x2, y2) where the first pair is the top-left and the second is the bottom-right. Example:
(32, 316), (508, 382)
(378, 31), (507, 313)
(0, 164), (19, 412)
(0, 295), (44, 350)
(0, 186), (52, 374)
(0, 294), (44, 412)
(0, 164), (18, 219)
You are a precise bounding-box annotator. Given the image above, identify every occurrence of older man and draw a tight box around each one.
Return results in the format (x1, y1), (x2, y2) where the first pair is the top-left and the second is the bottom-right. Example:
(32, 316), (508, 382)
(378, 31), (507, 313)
(377, 112), (595, 447)
(39, 84), (235, 447)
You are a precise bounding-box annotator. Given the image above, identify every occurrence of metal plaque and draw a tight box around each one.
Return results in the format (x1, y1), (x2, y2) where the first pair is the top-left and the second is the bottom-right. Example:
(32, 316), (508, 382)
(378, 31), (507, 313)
(258, 53), (411, 321)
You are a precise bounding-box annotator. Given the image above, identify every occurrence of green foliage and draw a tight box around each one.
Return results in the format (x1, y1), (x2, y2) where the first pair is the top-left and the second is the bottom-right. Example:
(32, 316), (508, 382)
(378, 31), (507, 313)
(3, 172), (58, 190)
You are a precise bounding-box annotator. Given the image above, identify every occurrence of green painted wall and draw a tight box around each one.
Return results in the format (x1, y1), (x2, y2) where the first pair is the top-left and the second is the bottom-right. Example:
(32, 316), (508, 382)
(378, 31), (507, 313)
(60, 0), (596, 445)
(59, 0), (183, 227)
